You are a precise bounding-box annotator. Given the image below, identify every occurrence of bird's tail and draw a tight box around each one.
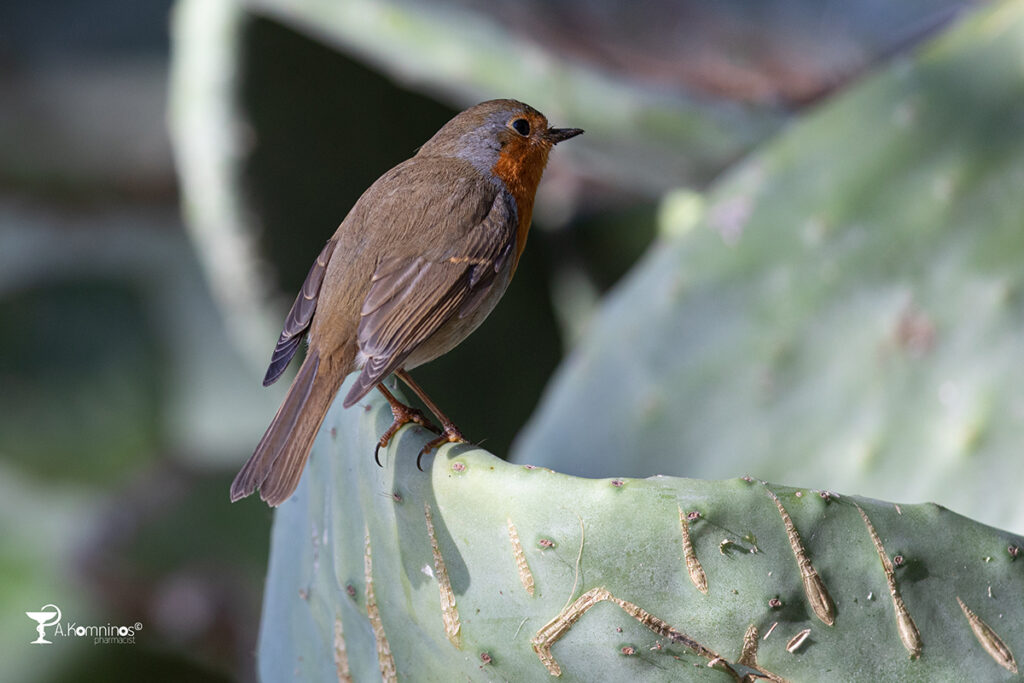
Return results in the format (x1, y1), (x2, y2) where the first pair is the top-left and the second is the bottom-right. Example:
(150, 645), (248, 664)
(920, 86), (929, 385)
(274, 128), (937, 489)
(230, 347), (343, 506)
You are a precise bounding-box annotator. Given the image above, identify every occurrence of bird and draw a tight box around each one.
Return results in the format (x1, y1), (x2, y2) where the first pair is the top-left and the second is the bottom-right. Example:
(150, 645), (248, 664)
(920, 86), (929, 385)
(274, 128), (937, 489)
(229, 99), (582, 506)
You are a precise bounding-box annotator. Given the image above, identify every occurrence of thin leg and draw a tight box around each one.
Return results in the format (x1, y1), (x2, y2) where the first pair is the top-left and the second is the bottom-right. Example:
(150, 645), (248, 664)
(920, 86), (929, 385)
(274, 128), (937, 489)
(374, 382), (440, 466)
(394, 369), (466, 468)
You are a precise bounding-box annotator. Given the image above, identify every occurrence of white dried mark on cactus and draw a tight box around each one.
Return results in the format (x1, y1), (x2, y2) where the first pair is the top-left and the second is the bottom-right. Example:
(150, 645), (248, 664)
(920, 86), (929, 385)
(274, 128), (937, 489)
(507, 518), (535, 596)
(766, 487), (836, 625)
(957, 596), (1018, 674)
(333, 617), (351, 683)
(786, 628), (811, 654)
(678, 505), (708, 594)
(856, 505), (922, 658)
(425, 503), (461, 647)
(364, 529), (396, 682)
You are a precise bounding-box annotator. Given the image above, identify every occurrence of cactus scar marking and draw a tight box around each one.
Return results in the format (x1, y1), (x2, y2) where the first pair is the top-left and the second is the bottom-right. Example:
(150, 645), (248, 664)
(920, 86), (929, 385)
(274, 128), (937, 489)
(786, 628), (811, 653)
(531, 587), (732, 677)
(364, 528), (397, 682)
(738, 624), (789, 683)
(507, 518), (536, 596)
(856, 505), (922, 658)
(957, 596), (1018, 674)
(559, 516), (586, 613)
(311, 520), (321, 578)
(739, 624), (759, 666)
(333, 617), (352, 683)
(513, 616), (529, 640)
(678, 505), (708, 594)
(766, 487), (836, 625)
(531, 587), (789, 680)
(424, 503), (461, 647)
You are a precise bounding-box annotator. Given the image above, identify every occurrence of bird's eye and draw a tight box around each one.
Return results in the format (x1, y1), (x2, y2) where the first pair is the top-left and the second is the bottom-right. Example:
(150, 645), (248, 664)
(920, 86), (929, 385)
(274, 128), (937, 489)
(510, 118), (531, 136)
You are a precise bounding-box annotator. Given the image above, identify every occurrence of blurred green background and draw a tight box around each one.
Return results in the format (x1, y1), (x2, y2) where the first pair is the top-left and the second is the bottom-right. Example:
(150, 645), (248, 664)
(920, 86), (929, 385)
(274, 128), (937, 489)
(4, 0), (1017, 680)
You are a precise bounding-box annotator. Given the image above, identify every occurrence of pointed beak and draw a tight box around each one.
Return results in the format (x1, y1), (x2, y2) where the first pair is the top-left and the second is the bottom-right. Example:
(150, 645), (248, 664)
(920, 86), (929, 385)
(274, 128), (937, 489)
(545, 127), (584, 144)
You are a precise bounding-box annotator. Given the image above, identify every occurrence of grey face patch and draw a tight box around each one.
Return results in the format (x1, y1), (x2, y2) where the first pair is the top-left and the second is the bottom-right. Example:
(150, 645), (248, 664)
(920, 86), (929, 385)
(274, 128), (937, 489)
(452, 110), (515, 176)
(453, 127), (502, 174)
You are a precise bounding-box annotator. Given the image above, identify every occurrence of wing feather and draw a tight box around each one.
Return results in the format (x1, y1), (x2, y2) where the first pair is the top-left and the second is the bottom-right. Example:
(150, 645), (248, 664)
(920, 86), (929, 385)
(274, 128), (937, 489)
(341, 191), (516, 406)
(262, 238), (337, 386)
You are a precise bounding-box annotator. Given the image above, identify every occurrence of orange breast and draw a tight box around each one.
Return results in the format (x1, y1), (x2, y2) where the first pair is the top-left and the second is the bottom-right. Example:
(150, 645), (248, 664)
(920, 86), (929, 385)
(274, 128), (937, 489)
(491, 139), (551, 274)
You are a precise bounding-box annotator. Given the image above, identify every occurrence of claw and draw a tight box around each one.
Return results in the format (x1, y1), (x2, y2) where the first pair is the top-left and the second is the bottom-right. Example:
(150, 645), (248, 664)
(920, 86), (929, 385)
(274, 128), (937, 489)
(374, 397), (440, 467)
(416, 424), (466, 470)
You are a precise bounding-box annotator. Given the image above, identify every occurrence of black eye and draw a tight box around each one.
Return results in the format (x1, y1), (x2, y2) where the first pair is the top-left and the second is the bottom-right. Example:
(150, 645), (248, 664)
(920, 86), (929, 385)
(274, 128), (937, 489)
(510, 118), (530, 136)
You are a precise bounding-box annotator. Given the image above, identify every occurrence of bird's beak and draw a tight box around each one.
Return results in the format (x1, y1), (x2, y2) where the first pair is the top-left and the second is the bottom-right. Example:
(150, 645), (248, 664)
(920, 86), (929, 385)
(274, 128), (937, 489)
(545, 127), (584, 144)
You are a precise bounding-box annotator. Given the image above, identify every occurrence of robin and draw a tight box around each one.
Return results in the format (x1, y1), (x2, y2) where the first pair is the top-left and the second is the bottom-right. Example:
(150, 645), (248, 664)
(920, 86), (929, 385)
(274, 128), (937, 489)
(230, 99), (582, 506)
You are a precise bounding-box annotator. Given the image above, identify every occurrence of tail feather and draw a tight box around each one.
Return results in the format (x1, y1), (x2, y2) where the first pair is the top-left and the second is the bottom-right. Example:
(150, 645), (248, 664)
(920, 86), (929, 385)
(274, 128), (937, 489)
(230, 348), (343, 506)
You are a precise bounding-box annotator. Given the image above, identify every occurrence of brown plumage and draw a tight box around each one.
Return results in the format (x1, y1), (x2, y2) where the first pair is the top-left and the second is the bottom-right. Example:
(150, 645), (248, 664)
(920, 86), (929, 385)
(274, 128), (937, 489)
(230, 99), (582, 506)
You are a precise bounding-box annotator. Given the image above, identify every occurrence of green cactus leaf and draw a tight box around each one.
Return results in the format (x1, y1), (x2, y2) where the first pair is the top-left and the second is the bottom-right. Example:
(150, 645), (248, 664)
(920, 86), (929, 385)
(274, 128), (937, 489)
(512, 0), (1024, 532)
(257, 382), (1024, 681)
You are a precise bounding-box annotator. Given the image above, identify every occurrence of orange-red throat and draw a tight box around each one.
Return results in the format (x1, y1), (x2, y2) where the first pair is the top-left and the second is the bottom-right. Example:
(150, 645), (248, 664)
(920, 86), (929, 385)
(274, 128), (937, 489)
(491, 136), (552, 274)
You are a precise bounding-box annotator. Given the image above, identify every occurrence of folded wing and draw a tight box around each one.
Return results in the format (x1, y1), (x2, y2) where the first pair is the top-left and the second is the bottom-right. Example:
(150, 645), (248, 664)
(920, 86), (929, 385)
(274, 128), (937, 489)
(342, 191), (516, 406)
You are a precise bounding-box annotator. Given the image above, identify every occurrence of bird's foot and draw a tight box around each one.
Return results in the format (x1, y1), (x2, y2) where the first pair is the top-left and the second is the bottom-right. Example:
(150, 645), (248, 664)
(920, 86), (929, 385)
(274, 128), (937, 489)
(375, 402), (440, 466)
(416, 423), (466, 470)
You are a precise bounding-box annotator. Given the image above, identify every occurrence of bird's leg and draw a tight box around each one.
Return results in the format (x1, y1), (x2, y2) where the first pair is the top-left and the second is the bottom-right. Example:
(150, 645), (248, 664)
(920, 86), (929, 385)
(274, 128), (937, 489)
(374, 382), (440, 466)
(394, 369), (466, 469)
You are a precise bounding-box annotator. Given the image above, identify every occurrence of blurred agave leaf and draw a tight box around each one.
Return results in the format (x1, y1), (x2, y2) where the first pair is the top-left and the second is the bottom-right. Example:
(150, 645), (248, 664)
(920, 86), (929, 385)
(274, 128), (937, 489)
(436, 0), (979, 106)
(71, 468), (269, 681)
(0, 203), (281, 475)
(513, 0), (1024, 533)
(0, 469), (96, 683)
(0, 203), (275, 680)
(0, 464), (259, 683)
(237, 0), (977, 193)
(0, 61), (173, 199)
(0, 278), (160, 483)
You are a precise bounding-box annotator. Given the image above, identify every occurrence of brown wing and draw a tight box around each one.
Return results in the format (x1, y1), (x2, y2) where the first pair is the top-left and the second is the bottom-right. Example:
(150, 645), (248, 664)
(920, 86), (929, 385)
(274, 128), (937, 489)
(263, 238), (338, 386)
(341, 191), (516, 406)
